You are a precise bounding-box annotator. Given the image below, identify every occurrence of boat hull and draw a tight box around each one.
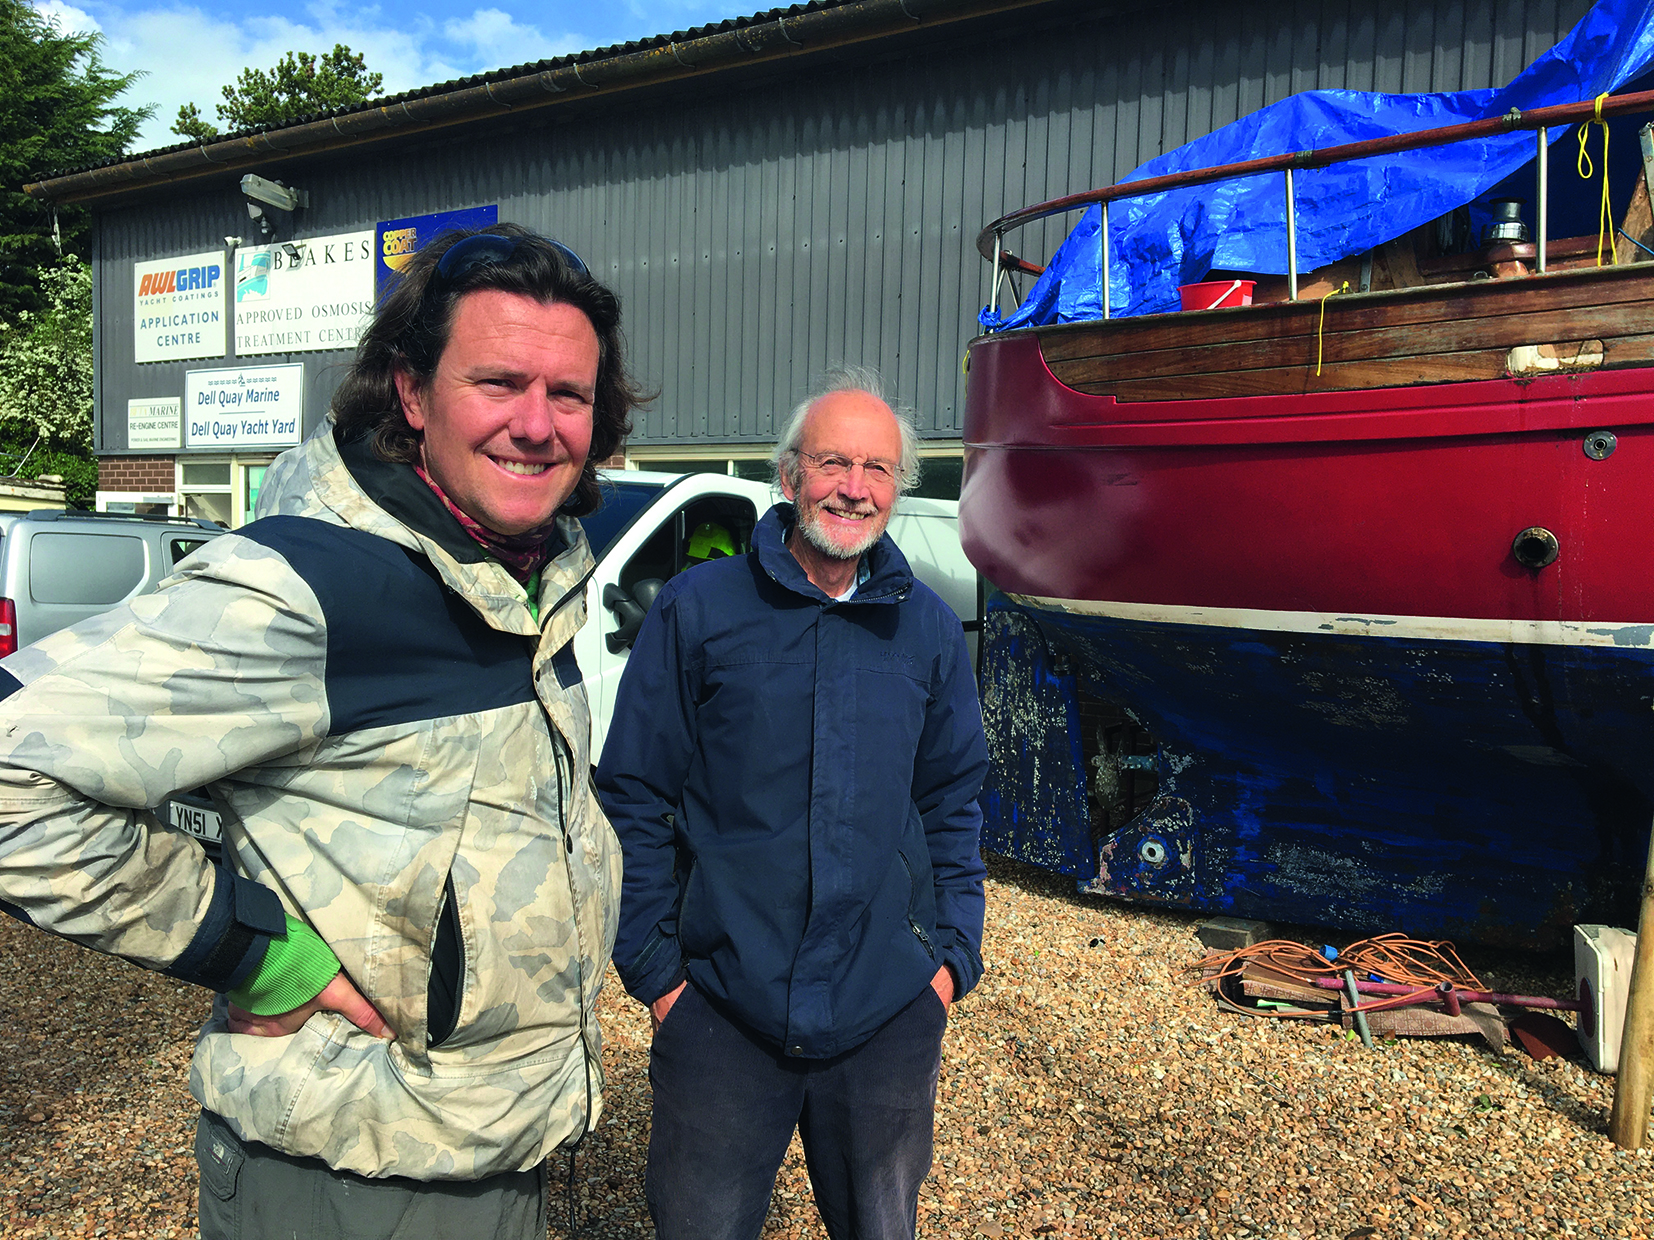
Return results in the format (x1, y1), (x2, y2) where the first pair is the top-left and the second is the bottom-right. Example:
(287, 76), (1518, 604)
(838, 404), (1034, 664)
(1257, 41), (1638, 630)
(962, 301), (1654, 948)
(978, 593), (1654, 948)
(963, 332), (1654, 622)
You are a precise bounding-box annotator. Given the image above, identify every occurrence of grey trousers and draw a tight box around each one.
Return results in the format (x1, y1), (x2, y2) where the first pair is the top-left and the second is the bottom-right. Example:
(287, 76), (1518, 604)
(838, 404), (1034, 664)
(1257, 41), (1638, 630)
(195, 1109), (549, 1240)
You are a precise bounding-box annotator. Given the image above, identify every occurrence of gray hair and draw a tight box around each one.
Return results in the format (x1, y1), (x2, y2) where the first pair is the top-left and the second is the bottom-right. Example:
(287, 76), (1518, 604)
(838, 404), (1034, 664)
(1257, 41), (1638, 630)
(771, 365), (922, 495)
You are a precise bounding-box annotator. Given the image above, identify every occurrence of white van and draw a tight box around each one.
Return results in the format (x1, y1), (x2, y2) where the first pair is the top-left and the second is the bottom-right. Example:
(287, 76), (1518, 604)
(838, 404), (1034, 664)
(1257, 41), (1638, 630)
(575, 469), (977, 757)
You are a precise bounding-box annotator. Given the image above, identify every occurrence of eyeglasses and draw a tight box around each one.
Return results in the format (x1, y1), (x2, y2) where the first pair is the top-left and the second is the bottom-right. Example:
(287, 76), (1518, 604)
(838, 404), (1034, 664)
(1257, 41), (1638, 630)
(433, 231), (590, 283)
(796, 450), (900, 487)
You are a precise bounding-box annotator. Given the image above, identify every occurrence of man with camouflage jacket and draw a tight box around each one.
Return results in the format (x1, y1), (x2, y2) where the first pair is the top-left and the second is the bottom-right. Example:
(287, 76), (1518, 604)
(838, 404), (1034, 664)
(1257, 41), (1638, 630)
(0, 226), (638, 1238)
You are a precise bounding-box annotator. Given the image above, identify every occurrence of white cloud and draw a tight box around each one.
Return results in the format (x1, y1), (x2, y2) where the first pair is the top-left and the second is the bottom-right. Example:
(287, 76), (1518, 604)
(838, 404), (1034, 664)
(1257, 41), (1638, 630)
(30, 0), (100, 34)
(442, 8), (584, 69)
(619, 0), (748, 38)
(40, 0), (607, 151)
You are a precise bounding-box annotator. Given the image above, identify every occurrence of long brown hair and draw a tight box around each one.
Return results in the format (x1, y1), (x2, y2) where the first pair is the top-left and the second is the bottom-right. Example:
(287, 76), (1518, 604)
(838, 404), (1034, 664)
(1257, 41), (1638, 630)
(331, 223), (643, 516)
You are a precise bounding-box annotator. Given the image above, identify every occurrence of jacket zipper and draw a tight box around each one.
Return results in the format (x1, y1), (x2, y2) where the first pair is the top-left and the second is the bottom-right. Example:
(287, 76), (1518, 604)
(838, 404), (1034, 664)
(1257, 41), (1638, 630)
(541, 564), (596, 630)
(898, 852), (935, 958)
(551, 727), (598, 1143)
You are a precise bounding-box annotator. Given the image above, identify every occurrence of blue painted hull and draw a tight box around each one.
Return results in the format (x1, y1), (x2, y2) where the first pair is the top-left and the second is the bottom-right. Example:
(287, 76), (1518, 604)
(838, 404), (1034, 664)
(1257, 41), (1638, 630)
(978, 592), (1654, 948)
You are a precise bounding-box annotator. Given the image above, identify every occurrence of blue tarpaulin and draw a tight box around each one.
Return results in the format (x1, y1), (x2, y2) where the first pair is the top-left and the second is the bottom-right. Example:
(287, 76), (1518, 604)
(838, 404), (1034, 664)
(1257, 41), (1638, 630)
(981, 0), (1654, 329)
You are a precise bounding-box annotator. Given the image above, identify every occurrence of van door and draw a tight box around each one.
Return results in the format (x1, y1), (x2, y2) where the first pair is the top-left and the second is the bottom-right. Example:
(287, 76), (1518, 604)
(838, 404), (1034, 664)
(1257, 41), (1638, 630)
(21, 531), (149, 647)
(588, 493), (758, 758)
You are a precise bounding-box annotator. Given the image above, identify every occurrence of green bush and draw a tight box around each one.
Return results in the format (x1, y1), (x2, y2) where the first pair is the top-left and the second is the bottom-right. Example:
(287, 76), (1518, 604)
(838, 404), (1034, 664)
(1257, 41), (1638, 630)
(0, 257), (96, 507)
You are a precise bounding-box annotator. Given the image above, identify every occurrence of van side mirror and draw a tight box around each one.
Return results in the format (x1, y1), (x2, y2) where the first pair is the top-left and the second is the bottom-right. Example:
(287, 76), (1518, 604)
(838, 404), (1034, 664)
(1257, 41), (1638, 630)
(632, 578), (665, 611)
(603, 578), (666, 653)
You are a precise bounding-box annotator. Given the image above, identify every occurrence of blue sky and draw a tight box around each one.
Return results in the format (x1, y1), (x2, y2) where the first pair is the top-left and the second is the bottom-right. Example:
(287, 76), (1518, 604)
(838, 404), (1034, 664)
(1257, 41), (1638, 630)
(32, 0), (749, 151)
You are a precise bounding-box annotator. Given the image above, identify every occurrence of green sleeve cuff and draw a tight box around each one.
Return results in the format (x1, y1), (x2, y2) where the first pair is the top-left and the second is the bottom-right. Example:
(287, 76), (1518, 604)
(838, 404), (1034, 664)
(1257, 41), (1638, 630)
(225, 913), (341, 1016)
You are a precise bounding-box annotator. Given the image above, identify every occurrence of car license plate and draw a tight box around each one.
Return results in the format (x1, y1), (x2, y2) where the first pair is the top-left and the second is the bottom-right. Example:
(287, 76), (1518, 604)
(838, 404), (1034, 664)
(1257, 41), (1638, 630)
(168, 799), (222, 843)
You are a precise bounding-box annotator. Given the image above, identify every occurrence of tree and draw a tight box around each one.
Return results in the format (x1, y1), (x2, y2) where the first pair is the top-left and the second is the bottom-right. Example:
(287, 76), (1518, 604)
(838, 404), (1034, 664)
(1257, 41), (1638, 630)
(172, 45), (383, 142)
(0, 0), (151, 318)
(0, 257), (96, 507)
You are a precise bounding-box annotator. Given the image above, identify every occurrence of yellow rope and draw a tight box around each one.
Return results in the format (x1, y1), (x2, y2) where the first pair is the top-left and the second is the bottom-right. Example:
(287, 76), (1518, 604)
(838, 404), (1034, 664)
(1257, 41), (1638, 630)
(1576, 92), (1616, 266)
(1315, 280), (1350, 376)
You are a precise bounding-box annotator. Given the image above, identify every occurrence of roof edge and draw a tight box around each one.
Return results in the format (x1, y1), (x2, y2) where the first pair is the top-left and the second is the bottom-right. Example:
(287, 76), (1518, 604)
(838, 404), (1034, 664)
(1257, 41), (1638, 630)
(26, 0), (1054, 206)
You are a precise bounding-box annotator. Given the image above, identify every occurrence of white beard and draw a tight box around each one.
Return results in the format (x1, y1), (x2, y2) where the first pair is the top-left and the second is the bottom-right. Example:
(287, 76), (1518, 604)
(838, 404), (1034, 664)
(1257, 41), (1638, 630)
(794, 497), (891, 560)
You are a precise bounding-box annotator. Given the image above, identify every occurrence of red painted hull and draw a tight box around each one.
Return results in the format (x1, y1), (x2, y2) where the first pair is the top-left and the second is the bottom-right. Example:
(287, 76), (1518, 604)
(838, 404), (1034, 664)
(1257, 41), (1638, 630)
(962, 332), (1654, 622)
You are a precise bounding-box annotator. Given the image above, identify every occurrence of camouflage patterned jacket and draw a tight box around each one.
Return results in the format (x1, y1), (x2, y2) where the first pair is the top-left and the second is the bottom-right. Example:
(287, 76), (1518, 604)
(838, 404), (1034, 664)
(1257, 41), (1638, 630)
(0, 425), (621, 1179)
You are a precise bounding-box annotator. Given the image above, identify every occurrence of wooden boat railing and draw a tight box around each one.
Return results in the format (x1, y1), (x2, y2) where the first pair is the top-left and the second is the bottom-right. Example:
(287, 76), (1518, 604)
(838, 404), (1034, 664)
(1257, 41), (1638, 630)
(978, 87), (1654, 322)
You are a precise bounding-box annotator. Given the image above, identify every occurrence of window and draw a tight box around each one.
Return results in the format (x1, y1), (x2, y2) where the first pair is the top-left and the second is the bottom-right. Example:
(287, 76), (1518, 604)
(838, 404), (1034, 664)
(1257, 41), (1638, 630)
(30, 533), (145, 605)
(579, 480), (666, 559)
(244, 465), (268, 518)
(179, 460), (232, 526)
(99, 498), (173, 516)
(636, 458), (731, 477)
(626, 446), (962, 499)
(912, 456), (963, 501)
(181, 462), (231, 487)
(169, 537), (212, 566)
(620, 496), (758, 596)
(175, 456), (276, 528)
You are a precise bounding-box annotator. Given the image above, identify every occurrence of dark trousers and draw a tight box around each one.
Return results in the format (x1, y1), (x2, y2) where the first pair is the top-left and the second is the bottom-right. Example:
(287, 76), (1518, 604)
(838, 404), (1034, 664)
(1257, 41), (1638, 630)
(645, 983), (948, 1240)
(195, 1108), (548, 1240)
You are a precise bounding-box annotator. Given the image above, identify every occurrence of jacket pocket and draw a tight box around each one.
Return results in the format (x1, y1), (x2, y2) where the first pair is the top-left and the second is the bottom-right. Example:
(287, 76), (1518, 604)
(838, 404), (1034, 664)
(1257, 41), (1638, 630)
(673, 846), (702, 955)
(426, 875), (464, 1048)
(628, 924), (675, 980)
(196, 1109), (245, 1202)
(897, 850), (935, 960)
(652, 980), (694, 1041)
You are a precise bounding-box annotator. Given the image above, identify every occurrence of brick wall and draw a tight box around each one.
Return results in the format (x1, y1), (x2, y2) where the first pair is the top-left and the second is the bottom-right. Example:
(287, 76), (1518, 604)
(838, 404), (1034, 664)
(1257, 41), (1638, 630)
(99, 452), (626, 492)
(98, 456), (176, 493)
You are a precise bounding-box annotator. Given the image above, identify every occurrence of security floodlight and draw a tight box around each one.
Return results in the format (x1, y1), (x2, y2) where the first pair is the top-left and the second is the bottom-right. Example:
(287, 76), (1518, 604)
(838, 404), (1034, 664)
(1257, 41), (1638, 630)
(240, 175), (307, 213)
(240, 175), (308, 240)
(224, 235), (243, 249)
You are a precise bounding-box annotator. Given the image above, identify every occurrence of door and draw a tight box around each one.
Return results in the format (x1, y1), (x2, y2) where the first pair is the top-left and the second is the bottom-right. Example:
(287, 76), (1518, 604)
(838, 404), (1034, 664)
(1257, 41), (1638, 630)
(587, 493), (758, 758)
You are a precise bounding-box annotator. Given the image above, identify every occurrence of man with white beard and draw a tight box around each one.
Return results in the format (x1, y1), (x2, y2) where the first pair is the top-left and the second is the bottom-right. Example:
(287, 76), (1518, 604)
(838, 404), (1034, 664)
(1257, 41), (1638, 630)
(597, 367), (989, 1240)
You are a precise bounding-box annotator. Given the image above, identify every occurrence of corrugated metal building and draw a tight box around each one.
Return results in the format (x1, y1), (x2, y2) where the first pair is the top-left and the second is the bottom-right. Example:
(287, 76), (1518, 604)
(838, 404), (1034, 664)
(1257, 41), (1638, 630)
(29, 0), (1593, 524)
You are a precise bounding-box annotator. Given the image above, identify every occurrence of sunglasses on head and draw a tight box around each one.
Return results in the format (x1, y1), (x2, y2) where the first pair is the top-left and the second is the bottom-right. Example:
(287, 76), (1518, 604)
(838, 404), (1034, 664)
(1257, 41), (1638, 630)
(433, 231), (591, 282)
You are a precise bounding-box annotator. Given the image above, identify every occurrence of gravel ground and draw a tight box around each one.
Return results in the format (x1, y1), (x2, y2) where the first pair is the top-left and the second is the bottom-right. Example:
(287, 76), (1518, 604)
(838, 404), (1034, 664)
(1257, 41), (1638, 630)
(0, 852), (1647, 1239)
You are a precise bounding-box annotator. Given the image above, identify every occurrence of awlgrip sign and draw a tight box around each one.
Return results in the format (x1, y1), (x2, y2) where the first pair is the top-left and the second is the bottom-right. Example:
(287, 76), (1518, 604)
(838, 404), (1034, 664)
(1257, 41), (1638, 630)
(134, 251), (227, 363)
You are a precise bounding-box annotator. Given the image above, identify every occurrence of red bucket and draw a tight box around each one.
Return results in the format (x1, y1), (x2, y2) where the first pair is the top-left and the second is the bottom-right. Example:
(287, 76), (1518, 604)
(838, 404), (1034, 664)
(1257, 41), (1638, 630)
(1177, 279), (1255, 311)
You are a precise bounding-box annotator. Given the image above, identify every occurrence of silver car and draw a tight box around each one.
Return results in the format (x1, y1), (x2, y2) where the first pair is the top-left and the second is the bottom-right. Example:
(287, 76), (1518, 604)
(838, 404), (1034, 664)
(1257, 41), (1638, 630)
(0, 510), (227, 849)
(0, 510), (224, 657)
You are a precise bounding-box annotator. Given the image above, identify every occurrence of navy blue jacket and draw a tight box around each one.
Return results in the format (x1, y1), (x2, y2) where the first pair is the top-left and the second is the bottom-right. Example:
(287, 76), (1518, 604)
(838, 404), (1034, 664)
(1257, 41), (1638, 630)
(597, 503), (988, 1058)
